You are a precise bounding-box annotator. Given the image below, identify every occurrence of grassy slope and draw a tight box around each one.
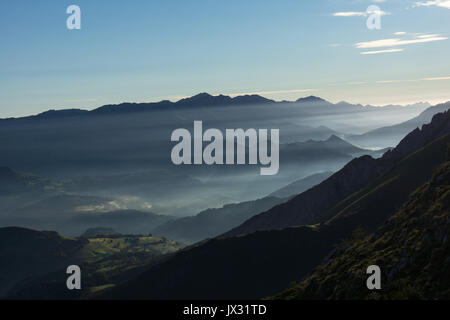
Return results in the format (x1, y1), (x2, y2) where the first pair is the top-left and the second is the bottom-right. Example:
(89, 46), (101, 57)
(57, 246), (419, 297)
(274, 160), (450, 300)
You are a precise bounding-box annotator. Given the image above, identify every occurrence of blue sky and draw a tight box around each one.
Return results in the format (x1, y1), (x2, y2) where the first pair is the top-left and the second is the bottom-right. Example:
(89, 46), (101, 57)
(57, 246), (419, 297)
(0, 0), (449, 117)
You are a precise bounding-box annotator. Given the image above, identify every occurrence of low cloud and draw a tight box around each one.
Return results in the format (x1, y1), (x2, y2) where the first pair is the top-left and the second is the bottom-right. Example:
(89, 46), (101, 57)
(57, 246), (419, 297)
(414, 1), (450, 9)
(360, 48), (404, 55)
(355, 33), (447, 49)
(333, 10), (390, 17)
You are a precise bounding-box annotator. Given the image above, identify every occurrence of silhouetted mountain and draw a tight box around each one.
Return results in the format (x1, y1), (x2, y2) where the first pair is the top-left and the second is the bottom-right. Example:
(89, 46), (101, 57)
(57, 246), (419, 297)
(280, 135), (386, 172)
(223, 110), (450, 237)
(70, 209), (174, 236)
(80, 227), (119, 238)
(274, 159), (450, 300)
(0, 93), (430, 124)
(0, 95), (434, 227)
(101, 111), (450, 299)
(269, 172), (334, 198)
(152, 197), (285, 244)
(296, 96), (330, 104)
(0, 93), (275, 122)
(347, 102), (450, 148)
(152, 170), (341, 244)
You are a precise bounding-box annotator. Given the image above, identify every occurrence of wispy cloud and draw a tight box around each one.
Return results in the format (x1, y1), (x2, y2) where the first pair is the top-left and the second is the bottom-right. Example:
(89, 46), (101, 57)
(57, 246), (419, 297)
(422, 76), (450, 81)
(355, 34), (447, 49)
(376, 76), (450, 84)
(360, 48), (404, 55)
(333, 10), (390, 17)
(414, 1), (450, 9)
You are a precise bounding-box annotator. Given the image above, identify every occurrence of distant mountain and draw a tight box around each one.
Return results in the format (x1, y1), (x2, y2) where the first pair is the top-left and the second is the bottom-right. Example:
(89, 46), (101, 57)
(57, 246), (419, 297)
(347, 102), (450, 148)
(0, 93), (431, 123)
(101, 111), (450, 300)
(70, 209), (174, 236)
(296, 96), (330, 104)
(0, 93), (275, 121)
(274, 160), (450, 300)
(280, 135), (387, 171)
(81, 227), (119, 238)
(223, 110), (450, 237)
(153, 171), (340, 244)
(1, 190), (173, 236)
(152, 170), (342, 244)
(152, 197), (286, 244)
(269, 172), (334, 198)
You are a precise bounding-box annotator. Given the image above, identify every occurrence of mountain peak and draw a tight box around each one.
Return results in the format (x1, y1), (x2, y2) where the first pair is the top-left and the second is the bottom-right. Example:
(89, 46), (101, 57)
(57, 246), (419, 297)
(189, 92), (214, 100)
(296, 96), (328, 104)
(325, 134), (342, 142)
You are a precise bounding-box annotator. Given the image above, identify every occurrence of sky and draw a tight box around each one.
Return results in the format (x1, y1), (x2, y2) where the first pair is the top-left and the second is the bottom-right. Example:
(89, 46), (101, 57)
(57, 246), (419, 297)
(0, 0), (449, 117)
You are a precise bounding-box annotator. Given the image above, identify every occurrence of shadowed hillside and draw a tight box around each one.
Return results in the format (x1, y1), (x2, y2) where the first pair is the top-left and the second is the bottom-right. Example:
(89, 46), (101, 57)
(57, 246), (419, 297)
(223, 110), (450, 237)
(0, 227), (183, 299)
(274, 159), (450, 300)
(100, 112), (450, 300)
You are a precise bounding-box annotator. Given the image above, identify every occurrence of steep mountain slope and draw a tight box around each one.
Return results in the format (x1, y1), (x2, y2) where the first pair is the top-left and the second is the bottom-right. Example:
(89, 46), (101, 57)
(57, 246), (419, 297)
(347, 102), (450, 148)
(274, 160), (450, 300)
(153, 171), (336, 244)
(270, 172), (333, 198)
(223, 110), (450, 238)
(281, 135), (383, 159)
(102, 113), (450, 300)
(152, 197), (285, 244)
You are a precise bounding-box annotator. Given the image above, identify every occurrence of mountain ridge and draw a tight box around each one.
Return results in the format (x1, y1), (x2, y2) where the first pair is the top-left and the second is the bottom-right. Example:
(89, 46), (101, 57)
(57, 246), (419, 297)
(0, 93), (435, 122)
(100, 111), (450, 299)
(222, 110), (450, 238)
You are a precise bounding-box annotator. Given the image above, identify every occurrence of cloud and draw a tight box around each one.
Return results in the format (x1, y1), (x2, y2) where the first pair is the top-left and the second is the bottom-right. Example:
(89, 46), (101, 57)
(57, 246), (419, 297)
(355, 34), (448, 49)
(333, 11), (367, 17)
(333, 10), (390, 17)
(394, 31), (407, 35)
(375, 76), (450, 84)
(422, 76), (450, 81)
(414, 1), (450, 9)
(360, 48), (404, 55)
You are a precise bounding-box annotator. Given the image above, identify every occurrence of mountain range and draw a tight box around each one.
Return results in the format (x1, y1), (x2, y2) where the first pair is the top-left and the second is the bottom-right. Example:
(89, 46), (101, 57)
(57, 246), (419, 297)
(0, 93), (429, 122)
(222, 108), (450, 237)
(97, 109), (450, 299)
(347, 102), (450, 148)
